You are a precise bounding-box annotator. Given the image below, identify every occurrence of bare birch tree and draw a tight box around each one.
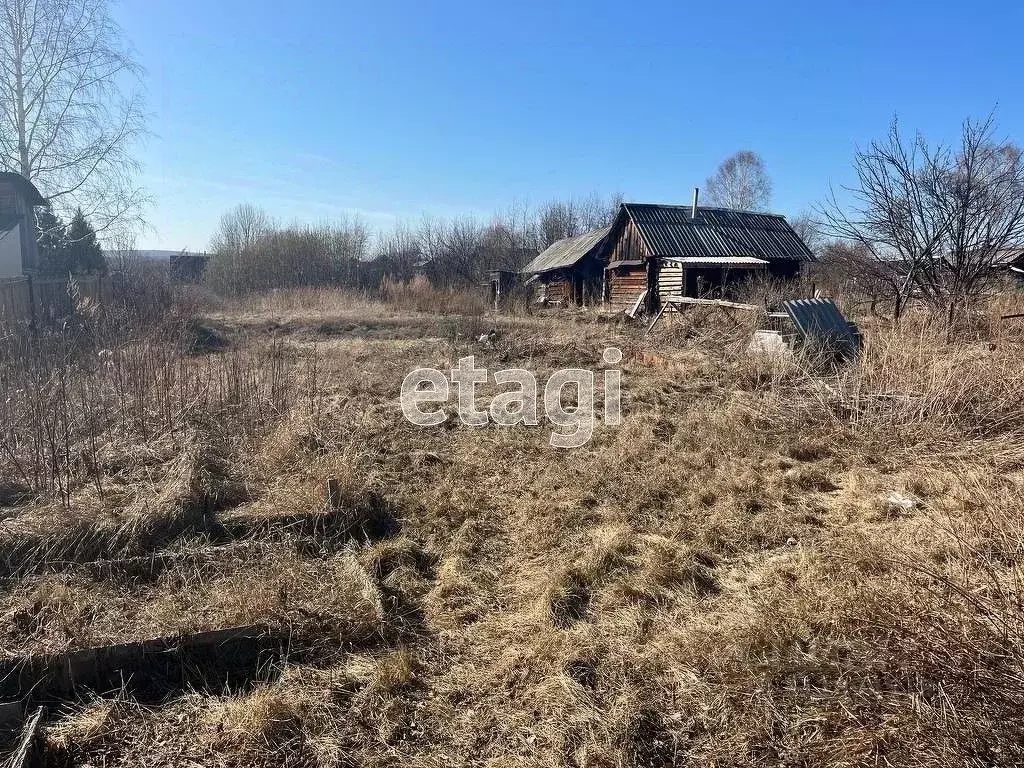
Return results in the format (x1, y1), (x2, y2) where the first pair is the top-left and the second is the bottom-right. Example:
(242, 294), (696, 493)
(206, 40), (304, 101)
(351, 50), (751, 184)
(705, 151), (772, 211)
(0, 0), (146, 236)
(821, 114), (1024, 323)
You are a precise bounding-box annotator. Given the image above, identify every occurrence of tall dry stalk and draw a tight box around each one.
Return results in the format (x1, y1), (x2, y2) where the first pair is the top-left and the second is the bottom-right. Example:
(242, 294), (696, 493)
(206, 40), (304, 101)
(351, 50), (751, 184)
(0, 302), (299, 507)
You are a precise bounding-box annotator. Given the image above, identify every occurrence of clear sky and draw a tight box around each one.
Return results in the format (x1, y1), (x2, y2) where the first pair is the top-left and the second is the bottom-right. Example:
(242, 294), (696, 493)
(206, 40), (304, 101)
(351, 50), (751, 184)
(115, 0), (1024, 251)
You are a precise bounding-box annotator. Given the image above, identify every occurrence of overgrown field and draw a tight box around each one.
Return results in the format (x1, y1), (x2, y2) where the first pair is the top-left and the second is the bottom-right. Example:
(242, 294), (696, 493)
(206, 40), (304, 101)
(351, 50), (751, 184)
(2, 288), (1024, 767)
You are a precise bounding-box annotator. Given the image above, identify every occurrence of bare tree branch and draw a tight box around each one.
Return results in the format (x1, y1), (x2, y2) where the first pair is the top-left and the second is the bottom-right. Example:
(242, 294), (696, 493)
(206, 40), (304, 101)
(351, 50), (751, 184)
(819, 113), (1024, 322)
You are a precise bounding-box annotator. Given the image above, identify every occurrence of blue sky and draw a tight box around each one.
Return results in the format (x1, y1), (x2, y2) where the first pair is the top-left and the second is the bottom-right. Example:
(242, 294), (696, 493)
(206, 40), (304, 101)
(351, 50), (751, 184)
(116, 0), (1024, 250)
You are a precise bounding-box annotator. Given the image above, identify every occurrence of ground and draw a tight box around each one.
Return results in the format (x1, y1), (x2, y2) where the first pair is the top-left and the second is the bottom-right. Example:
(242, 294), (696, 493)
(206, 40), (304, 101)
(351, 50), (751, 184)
(1, 290), (1023, 767)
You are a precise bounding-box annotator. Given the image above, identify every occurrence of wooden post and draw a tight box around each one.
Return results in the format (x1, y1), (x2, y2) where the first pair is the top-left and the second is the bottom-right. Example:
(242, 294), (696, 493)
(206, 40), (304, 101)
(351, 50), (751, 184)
(25, 274), (36, 330)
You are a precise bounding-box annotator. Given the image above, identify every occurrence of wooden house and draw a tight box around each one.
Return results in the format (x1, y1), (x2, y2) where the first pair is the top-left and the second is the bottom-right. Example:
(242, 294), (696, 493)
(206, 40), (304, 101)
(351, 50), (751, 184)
(602, 197), (815, 312)
(0, 173), (46, 278)
(994, 247), (1024, 282)
(520, 226), (610, 306)
(169, 251), (210, 283)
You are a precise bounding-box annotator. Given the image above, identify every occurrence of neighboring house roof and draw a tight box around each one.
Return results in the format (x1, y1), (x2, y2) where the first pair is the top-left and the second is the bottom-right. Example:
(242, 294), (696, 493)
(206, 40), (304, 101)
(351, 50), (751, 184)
(0, 173), (46, 206)
(622, 203), (816, 263)
(993, 247), (1024, 267)
(521, 227), (610, 275)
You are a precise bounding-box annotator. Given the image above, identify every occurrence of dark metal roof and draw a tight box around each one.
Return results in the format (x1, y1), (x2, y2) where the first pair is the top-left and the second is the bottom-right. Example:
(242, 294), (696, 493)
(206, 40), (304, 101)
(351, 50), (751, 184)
(622, 203), (815, 263)
(521, 227), (610, 274)
(0, 173), (45, 206)
(783, 298), (860, 358)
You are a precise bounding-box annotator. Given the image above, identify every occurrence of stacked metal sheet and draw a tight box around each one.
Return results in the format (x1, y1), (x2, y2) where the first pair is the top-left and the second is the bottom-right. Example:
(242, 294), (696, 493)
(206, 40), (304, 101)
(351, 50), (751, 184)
(782, 298), (861, 358)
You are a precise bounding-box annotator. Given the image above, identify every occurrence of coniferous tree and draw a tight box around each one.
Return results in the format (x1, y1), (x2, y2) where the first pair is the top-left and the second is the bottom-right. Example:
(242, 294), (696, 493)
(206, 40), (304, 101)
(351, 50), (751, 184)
(35, 207), (69, 275)
(64, 209), (107, 275)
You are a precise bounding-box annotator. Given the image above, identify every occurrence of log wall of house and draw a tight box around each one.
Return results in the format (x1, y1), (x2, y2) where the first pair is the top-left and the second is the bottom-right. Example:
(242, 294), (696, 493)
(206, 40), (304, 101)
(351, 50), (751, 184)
(604, 219), (651, 312)
(607, 266), (648, 312)
(656, 262), (683, 309)
(541, 275), (570, 304)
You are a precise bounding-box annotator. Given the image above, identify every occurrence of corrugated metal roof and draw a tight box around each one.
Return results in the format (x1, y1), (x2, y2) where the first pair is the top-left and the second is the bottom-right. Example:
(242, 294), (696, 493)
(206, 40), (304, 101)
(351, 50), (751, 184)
(661, 256), (768, 267)
(623, 204), (815, 263)
(783, 298), (860, 358)
(520, 227), (610, 275)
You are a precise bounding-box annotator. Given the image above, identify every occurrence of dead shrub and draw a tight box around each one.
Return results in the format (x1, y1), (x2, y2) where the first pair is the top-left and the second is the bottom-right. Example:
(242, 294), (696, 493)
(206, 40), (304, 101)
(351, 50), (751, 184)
(379, 274), (488, 315)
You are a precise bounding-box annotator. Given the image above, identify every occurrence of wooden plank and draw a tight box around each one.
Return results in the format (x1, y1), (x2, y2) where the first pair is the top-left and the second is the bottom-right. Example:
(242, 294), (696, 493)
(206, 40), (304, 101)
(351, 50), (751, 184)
(0, 278), (30, 324)
(626, 289), (648, 319)
(0, 275), (116, 327)
(0, 624), (278, 704)
(661, 296), (761, 312)
(656, 263), (683, 312)
(646, 303), (668, 333)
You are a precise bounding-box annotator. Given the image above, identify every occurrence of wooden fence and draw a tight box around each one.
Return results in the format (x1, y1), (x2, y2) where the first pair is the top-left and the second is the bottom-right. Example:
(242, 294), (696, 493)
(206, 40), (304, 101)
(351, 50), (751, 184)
(0, 274), (116, 327)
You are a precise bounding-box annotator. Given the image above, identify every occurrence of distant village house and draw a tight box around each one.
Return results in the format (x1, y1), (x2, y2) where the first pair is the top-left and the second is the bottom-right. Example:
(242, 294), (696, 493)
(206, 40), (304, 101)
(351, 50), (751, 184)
(169, 250), (210, 282)
(994, 247), (1024, 282)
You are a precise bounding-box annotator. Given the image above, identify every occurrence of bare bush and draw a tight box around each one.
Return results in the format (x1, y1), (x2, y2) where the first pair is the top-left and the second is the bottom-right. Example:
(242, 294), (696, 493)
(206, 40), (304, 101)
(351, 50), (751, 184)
(378, 274), (487, 315)
(822, 113), (1024, 324)
(0, 303), (298, 508)
(206, 216), (370, 296)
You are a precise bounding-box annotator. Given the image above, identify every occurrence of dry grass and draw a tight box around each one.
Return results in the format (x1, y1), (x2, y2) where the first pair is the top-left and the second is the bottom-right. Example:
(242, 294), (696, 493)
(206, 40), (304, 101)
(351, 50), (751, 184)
(2, 290), (1023, 766)
(0, 547), (385, 655)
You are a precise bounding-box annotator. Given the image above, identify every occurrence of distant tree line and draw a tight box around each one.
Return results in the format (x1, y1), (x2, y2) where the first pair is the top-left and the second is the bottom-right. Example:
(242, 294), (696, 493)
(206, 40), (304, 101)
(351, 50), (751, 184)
(203, 194), (622, 296)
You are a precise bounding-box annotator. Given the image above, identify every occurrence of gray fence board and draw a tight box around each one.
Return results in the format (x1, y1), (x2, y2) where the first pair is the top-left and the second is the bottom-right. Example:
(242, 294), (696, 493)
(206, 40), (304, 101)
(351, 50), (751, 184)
(0, 275), (114, 327)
